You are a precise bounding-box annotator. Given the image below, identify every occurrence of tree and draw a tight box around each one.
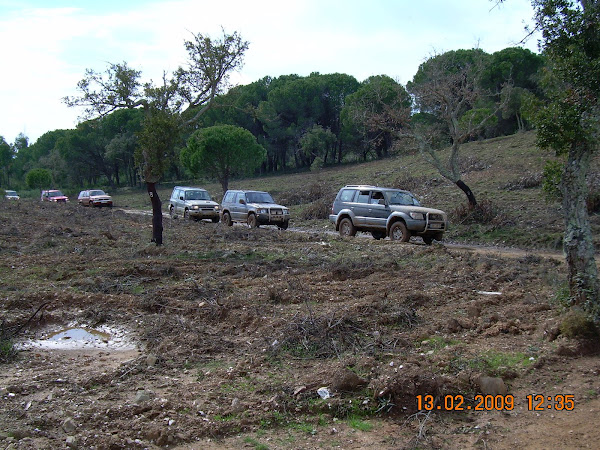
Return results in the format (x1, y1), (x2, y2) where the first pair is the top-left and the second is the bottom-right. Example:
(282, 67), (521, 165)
(480, 47), (546, 134)
(0, 137), (14, 187)
(521, 0), (600, 318)
(342, 75), (412, 161)
(25, 168), (52, 190)
(407, 49), (508, 206)
(181, 125), (266, 193)
(299, 125), (337, 167)
(65, 29), (248, 245)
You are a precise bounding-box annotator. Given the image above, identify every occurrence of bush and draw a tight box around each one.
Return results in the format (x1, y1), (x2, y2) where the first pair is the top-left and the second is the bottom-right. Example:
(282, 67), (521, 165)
(560, 309), (598, 339)
(299, 198), (330, 220)
(450, 198), (510, 226)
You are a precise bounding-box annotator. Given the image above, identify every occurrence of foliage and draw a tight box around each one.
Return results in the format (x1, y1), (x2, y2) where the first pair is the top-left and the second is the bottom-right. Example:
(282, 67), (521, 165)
(0, 136), (14, 187)
(342, 75), (411, 160)
(542, 159), (564, 201)
(522, 0), (600, 316)
(560, 308), (599, 339)
(181, 124), (266, 193)
(300, 125), (336, 165)
(64, 29), (249, 184)
(25, 168), (52, 190)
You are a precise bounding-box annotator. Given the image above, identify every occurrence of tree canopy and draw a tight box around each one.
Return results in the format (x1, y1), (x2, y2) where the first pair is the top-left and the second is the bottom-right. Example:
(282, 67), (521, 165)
(181, 124), (266, 193)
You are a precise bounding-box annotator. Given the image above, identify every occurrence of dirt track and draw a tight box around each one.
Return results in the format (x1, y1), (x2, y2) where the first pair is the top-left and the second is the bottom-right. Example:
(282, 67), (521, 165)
(1, 200), (599, 449)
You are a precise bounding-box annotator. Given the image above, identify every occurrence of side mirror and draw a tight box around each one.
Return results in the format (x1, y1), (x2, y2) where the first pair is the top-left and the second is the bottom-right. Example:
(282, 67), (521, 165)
(180, 196), (184, 201)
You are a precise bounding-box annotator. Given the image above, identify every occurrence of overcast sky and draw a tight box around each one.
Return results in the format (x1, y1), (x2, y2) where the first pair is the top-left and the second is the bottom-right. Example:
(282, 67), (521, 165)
(0, 0), (540, 145)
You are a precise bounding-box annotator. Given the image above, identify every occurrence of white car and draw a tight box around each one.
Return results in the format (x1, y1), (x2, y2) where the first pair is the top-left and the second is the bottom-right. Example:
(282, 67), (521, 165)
(4, 190), (19, 200)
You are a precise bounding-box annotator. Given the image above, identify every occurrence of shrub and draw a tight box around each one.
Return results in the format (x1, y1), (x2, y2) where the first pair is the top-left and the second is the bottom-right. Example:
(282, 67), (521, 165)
(450, 198), (510, 226)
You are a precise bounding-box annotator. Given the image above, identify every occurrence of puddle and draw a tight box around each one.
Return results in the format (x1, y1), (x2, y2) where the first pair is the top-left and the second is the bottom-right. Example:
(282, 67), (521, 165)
(17, 325), (136, 351)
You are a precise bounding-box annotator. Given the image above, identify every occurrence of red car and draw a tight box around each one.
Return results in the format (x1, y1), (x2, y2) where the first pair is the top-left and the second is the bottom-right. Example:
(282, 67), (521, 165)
(41, 190), (69, 203)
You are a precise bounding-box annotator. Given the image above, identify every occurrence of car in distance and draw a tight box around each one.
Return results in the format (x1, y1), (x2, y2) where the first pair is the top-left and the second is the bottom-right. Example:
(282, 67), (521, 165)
(169, 186), (220, 222)
(41, 189), (69, 203)
(329, 185), (447, 244)
(221, 190), (290, 229)
(78, 189), (113, 207)
(4, 190), (19, 200)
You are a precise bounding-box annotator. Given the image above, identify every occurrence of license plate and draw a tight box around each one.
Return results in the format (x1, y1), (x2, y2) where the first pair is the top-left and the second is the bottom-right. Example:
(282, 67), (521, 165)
(429, 223), (442, 229)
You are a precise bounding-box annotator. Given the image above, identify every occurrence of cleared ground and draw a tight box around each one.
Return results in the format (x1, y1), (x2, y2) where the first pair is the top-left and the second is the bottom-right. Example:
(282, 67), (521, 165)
(1, 198), (599, 449)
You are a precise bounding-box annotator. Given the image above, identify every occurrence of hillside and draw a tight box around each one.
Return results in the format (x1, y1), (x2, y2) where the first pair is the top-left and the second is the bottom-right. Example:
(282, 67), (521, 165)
(113, 130), (599, 250)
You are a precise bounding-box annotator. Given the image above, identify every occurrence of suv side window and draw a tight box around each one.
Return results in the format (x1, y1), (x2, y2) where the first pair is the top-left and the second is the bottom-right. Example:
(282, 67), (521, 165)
(356, 190), (370, 204)
(339, 189), (357, 202)
(172, 189), (179, 200)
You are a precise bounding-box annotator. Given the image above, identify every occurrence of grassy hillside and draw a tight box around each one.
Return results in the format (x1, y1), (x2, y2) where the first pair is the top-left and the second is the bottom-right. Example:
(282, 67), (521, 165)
(110, 131), (599, 250)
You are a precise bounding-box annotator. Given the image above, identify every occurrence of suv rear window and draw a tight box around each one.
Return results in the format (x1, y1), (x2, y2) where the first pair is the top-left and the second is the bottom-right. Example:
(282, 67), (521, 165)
(339, 189), (357, 202)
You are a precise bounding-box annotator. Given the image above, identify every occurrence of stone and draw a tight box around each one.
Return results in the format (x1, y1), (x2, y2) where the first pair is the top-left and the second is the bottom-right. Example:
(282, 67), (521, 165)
(475, 376), (507, 396)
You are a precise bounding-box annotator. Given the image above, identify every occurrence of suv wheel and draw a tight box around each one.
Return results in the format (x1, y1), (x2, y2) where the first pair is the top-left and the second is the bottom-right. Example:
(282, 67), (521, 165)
(222, 212), (233, 226)
(184, 209), (190, 220)
(247, 214), (258, 228)
(371, 231), (385, 240)
(170, 206), (176, 219)
(339, 218), (356, 237)
(422, 236), (433, 245)
(211, 217), (220, 223)
(389, 221), (410, 242)
(278, 220), (289, 230)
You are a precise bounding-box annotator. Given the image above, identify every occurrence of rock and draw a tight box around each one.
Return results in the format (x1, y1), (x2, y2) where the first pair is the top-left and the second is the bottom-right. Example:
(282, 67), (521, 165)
(467, 304), (481, 318)
(474, 376), (507, 396)
(446, 318), (462, 333)
(134, 390), (151, 404)
(146, 355), (158, 367)
(62, 417), (77, 434)
(65, 435), (77, 448)
(231, 397), (243, 413)
(331, 368), (367, 393)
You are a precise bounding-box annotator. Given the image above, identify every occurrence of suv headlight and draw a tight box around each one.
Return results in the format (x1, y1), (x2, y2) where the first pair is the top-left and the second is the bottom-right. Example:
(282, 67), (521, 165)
(409, 211), (424, 220)
(257, 208), (268, 214)
(214, 205), (220, 211)
(192, 205), (199, 210)
(283, 209), (290, 215)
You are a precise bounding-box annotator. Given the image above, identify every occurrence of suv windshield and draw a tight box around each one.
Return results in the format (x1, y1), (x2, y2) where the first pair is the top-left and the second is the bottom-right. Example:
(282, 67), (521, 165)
(246, 192), (274, 204)
(386, 190), (420, 206)
(185, 190), (210, 201)
(49, 191), (64, 197)
(89, 190), (105, 196)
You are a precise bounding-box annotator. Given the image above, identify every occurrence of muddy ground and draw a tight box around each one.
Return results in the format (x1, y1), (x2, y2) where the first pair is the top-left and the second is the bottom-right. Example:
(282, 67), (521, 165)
(1, 200), (599, 449)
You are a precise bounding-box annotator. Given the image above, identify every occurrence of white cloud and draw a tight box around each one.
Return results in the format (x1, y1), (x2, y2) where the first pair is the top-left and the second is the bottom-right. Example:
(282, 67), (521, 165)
(0, 0), (539, 143)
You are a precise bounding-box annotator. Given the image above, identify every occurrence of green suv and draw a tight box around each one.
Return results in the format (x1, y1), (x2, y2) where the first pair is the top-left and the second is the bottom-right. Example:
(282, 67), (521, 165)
(221, 190), (290, 229)
(329, 185), (447, 244)
(169, 186), (220, 222)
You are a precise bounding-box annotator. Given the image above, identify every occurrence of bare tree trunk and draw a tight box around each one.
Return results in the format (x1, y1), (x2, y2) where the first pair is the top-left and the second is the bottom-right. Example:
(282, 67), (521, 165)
(147, 182), (163, 246)
(456, 180), (477, 207)
(562, 142), (599, 318)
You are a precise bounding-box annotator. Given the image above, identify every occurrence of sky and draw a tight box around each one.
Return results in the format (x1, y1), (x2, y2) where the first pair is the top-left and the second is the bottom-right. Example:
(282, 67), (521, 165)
(0, 0), (540, 145)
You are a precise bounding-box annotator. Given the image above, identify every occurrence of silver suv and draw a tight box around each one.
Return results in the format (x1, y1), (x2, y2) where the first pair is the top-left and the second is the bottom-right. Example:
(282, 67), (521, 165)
(169, 186), (220, 222)
(221, 190), (290, 229)
(329, 185), (447, 244)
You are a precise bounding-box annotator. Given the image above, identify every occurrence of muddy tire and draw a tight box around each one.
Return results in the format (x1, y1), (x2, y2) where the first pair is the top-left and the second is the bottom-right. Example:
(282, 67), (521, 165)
(278, 220), (289, 230)
(247, 214), (258, 228)
(389, 221), (410, 242)
(222, 212), (233, 226)
(339, 218), (356, 237)
(211, 217), (220, 223)
(170, 207), (176, 219)
(371, 230), (386, 240)
(184, 209), (190, 220)
(423, 236), (433, 245)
